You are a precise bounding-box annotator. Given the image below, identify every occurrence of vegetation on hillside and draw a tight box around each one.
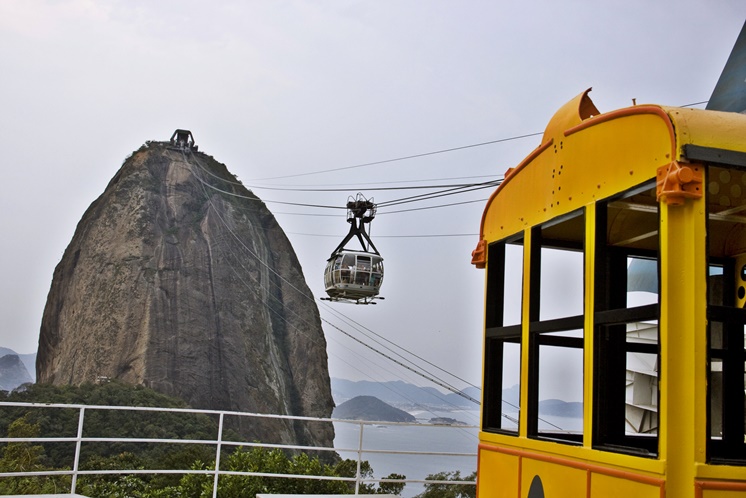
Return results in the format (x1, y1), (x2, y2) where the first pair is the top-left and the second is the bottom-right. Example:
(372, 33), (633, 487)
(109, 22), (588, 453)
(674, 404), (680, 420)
(415, 471), (477, 498)
(0, 382), (409, 496)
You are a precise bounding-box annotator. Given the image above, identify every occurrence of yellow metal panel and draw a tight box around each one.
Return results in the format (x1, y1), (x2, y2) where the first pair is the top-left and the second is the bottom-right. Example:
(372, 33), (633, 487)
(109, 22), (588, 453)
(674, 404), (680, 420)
(665, 106), (746, 156)
(478, 432), (665, 475)
(696, 464), (746, 482)
(701, 490), (746, 498)
(521, 457), (587, 497)
(589, 472), (662, 497)
(477, 448), (520, 498)
(482, 108), (673, 244)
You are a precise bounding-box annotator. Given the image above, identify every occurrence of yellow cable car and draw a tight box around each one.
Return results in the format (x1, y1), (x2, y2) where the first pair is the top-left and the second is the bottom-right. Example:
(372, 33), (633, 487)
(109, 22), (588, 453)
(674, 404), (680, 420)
(471, 83), (746, 496)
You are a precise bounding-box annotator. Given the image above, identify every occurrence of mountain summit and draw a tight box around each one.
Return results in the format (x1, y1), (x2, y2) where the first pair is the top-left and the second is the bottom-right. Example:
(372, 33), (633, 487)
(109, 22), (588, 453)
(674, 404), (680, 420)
(36, 137), (334, 447)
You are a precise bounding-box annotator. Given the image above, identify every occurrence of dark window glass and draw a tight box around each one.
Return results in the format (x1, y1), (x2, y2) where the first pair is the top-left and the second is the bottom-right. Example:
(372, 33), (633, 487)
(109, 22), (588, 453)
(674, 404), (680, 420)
(483, 236), (523, 434)
(593, 181), (660, 457)
(707, 165), (746, 464)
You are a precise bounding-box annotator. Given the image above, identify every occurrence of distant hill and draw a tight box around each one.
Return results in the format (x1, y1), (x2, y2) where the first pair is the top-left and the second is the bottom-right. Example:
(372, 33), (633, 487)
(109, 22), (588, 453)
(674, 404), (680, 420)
(333, 395), (416, 423)
(331, 378), (480, 409)
(539, 398), (583, 418)
(0, 354), (32, 391)
(333, 379), (582, 418)
(0, 348), (36, 381)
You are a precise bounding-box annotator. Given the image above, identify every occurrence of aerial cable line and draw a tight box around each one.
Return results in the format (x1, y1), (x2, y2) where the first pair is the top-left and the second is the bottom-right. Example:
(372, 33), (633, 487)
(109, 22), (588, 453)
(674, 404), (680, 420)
(273, 198), (489, 218)
(379, 198), (488, 215)
(378, 182), (501, 208)
(205, 98), (706, 185)
(376, 178), (501, 207)
(325, 334), (480, 416)
(240, 181), (500, 193)
(192, 164), (497, 212)
(187, 152), (560, 425)
(183, 152), (479, 400)
(286, 232), (479, 238)
(189, 155), (478, 396)
(251, 174), (501, 188)
(188, 176), (345, 210)
(321, 317), (480, 405)
(247, 132), (544, 181)
(321, 301), (481, 391)
(189, 154), (495, 193)
(321, 303), (476, 394)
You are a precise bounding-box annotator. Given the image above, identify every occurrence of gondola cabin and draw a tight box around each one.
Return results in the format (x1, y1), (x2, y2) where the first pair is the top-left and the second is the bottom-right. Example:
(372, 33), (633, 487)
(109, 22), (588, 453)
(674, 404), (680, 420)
(471, 88), (746, 497)
(324, 250), (384, 302)
(323, 193), (384, 304)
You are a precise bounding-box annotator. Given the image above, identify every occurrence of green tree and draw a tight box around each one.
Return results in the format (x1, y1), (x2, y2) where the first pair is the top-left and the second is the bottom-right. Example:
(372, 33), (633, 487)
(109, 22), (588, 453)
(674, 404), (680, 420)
(377, 473), (406, 495)
(0, 381), (219, 470)
(149, 447), (407, 497)
(0, 415), (71, 495)
(415, 470), (476, 498)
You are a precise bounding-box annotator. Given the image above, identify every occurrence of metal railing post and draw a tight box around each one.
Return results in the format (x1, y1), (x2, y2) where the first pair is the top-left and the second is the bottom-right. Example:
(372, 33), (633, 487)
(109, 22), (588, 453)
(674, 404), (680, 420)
(70, 406), (86, 493)
(0, 401), (478, 495)
(212, 412), (225, 498)
(355, 421), (364, 494)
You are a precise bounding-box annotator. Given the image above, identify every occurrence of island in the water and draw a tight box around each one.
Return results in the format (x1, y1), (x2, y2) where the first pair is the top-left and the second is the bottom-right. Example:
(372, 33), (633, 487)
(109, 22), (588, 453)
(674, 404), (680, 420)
(333, 395), (416, 423)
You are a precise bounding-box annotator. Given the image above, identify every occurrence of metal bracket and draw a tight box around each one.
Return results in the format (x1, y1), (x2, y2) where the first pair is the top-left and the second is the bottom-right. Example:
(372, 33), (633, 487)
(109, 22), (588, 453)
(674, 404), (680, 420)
(471, 239), (487, 269)
(656, 161), (703, 205)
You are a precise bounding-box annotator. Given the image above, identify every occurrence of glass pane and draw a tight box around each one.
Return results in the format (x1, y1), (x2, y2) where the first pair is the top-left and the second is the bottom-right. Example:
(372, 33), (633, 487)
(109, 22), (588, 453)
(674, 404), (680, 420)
(625, 352), (658, 435)
(501, 342), (521, 431)
(709, 265), (725, 306)
(711, 358), (724, 439)
(707, 165), (746, 458)
(503, 243), (523, 326)
(710, 321), (724, 350)
(625, 320), (658, 435)
(538, 333), (583, 434)
(627, 257), (658, 306)
(540, 248), (583, 321)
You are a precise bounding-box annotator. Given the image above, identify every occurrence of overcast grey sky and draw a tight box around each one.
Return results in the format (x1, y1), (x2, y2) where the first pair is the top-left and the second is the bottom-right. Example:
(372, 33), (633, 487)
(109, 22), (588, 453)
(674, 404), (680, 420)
(1, 1), (744, 394)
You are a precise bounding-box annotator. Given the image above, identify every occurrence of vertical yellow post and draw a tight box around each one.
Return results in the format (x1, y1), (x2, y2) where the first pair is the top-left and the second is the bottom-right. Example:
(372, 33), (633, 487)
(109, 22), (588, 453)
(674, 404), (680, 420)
(659, 195), (707, 497)
(583, 204), (596, 448)
(519, 227), (532, 439)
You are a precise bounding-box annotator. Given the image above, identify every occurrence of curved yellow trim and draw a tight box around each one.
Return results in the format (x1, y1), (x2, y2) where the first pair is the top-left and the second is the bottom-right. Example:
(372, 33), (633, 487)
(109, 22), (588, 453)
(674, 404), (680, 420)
(564, 105), (676, 160)
(476, 138), (554, 241)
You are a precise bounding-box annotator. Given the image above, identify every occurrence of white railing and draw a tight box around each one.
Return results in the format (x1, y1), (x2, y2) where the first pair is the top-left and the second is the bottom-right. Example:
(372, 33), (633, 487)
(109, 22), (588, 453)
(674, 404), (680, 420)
(0, 402), (477, 497)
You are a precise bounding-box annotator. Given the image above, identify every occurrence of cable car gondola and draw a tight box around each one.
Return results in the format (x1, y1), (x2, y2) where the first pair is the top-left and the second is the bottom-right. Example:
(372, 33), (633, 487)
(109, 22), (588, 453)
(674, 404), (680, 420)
(323, 194), (384, 304)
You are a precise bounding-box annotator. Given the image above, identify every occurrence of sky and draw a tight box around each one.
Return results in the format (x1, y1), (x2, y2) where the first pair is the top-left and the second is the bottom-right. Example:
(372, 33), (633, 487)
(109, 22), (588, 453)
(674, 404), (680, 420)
(0, 1), (744, 399)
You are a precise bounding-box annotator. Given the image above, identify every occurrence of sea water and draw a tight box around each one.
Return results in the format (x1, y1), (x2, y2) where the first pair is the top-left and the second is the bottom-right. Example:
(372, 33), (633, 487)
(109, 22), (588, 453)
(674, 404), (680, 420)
(333, 410), (480, 498)
(333, 410), (583, 498)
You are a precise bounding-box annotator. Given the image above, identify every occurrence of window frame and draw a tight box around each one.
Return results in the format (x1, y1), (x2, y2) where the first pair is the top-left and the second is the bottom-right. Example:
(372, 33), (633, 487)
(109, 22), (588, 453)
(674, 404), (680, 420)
(483, 235), (524, 435)
(527, 210), (585, 445)
(592, 181), (660, 458)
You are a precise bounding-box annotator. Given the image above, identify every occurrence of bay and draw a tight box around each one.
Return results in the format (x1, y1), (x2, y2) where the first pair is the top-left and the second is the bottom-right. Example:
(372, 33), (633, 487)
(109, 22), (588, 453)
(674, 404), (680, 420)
(333, 410), (480, 498)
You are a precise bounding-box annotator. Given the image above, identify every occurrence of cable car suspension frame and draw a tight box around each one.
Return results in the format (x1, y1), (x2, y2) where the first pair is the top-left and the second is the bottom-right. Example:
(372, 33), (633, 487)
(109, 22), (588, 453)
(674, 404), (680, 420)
(322, 194), (384, 305)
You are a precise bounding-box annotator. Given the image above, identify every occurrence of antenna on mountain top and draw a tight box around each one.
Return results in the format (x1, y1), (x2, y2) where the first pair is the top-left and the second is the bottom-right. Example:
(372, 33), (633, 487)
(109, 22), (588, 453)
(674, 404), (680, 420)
(169, 129), (198, 152)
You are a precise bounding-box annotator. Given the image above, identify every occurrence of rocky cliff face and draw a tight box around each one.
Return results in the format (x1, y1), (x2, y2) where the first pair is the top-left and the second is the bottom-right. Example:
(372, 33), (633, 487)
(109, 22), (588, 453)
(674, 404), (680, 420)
(37, 140), (334, 447)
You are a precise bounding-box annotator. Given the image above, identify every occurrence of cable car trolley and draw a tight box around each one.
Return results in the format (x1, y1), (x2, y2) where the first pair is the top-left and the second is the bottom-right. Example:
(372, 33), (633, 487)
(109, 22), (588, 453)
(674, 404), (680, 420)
(470, 79), (746, 498)
(323, 194), (384, 304)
